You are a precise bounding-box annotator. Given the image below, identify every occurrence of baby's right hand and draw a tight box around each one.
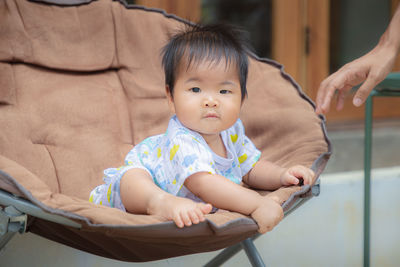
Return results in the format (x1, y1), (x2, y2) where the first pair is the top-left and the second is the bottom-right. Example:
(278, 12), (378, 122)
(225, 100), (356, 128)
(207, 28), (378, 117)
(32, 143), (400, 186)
(148, 193), (213, 228)
(172, 199), (213, 228)
(165, 195), (213, 228)
(251, 197), (284, 234)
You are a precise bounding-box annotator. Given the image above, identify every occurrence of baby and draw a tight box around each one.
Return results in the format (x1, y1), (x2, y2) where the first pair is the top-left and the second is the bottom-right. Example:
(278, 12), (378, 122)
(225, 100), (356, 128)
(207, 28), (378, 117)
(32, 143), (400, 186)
(90, 24), (314, 234)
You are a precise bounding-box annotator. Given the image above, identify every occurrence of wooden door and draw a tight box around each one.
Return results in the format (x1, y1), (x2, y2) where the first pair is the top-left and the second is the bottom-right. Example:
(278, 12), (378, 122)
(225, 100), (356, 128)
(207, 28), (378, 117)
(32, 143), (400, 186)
(135, 0), (400, 124)
(272, 0), (400, 124)
(135, 0), (201, 22)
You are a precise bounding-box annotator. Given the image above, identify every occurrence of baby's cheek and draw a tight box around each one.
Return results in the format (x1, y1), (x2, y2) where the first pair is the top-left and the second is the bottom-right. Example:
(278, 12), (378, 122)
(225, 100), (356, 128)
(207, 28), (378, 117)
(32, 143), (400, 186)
(224, 106), (241, 127)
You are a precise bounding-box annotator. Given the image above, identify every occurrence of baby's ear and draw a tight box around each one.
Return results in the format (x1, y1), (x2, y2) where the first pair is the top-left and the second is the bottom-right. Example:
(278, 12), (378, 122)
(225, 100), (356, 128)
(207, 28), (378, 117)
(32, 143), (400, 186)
(165, 85), (175, 113)
(241, 89), (248, 106)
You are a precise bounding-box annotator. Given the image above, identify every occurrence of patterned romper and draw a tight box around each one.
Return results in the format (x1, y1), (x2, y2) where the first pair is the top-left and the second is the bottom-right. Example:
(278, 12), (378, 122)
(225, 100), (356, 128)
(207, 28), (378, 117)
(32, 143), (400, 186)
(89, 115), (261, 210)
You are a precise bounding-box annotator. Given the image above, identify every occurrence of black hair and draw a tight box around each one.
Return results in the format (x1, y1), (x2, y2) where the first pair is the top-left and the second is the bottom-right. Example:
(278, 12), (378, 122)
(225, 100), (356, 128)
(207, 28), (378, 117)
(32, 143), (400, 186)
(161, 23), (252, 101)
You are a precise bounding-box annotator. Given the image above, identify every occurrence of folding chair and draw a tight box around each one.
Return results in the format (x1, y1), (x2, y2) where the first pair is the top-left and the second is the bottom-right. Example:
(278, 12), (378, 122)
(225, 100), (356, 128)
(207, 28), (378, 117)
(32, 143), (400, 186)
(0, 0), (331, 265)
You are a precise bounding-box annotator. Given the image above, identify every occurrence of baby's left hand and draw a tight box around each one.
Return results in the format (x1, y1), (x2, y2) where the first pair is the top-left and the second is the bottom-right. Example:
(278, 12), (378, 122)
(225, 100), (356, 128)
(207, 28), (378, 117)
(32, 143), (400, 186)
(280, 165), (315, 186)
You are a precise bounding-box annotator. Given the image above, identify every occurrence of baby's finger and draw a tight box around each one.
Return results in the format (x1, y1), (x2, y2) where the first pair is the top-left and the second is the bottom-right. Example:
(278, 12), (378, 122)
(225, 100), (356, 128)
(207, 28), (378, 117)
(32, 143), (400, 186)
(288, 168), (305, 179)
(305, 169), (316, 184)
(180, 211), (192, 227)
(188, 210), (200, 224)
(198, 203), (213, 215)
(289, 175), (300, 185)
(173, 213), (184, 228)
(257, 224), (271, 234)
(276, 207), (284, 224)
(282, 174), (299, 185)
(194, 208), (205, 222)
(298, 168), (315, 185)
(287, 167), (311, 185)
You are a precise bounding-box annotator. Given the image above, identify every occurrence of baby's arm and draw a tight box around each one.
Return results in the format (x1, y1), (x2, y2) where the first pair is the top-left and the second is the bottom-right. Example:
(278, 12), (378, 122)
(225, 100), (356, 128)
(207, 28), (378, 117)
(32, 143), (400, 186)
(243, 159), (315, 190)
(120, 169), (212, 228)
(184, 172), (284, 233)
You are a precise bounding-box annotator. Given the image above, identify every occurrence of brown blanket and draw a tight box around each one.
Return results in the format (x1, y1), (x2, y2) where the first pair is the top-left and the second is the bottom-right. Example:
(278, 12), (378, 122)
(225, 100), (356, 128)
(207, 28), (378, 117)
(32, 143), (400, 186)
(0, 0), (330, 262)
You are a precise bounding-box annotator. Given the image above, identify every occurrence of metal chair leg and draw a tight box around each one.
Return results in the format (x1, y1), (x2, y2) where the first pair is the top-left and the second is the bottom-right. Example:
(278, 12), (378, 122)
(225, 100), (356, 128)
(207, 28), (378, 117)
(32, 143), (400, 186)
(204, 235), (265, 267)
(362, 85), (400, 267)
(203, 242), (242, 267)
(364, 94), (373, 267)
(241, 238), (266, 267)
(203, 191), (318, 267)
(0, 206), (27, 251)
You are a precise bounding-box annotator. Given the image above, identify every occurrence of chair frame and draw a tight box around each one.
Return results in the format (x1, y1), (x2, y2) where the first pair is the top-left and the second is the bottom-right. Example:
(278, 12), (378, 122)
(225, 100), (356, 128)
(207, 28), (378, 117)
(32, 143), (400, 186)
(0, 1), (328, 265)
(363, 72), (400, 267)
(0, 181), (320, 266)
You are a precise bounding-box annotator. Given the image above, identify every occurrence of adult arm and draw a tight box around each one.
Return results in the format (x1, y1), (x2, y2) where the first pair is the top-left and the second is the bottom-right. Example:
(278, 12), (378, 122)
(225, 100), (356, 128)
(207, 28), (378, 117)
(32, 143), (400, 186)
(316, 4), (400, 114)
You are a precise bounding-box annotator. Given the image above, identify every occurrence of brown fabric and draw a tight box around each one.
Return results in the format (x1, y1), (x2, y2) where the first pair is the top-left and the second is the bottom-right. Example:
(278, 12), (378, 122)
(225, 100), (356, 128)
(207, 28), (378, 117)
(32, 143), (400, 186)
(0, 0), (330, 262)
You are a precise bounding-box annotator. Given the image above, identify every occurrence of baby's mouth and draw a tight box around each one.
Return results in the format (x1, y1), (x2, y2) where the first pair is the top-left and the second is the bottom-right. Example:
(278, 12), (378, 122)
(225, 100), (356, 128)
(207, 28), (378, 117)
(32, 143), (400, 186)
(204, 112), (219, 119)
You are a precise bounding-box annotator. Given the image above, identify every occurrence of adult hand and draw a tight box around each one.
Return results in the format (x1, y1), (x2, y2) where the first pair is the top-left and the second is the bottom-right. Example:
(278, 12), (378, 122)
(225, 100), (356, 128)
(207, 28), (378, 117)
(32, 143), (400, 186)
(316, 44), (397, 114)
(316, 3), (400, 114)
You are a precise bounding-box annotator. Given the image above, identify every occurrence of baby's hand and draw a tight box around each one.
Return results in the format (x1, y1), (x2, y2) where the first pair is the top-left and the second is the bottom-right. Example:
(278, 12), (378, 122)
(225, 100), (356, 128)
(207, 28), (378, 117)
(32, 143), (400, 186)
(148, 194), (213, 228)
(167, 196), (213, 228)
(280, 165), (315, 186)
(251, 197), (284, 234)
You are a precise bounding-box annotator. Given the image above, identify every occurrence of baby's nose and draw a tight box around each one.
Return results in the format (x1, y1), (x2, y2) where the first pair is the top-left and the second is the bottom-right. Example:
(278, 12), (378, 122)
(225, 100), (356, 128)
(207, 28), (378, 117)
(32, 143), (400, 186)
(203, 96), (218, 107)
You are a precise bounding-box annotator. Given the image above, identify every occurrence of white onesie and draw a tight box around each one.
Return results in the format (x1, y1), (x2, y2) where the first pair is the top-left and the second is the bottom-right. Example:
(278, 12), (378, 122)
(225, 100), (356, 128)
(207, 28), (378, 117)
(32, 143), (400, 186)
(89, 115), (261, 210)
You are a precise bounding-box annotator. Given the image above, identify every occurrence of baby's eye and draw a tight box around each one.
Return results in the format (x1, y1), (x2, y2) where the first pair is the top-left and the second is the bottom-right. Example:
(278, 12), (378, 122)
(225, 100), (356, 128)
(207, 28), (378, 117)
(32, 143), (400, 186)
(190, 87), (201, 93)
(220, 89), (231, 94)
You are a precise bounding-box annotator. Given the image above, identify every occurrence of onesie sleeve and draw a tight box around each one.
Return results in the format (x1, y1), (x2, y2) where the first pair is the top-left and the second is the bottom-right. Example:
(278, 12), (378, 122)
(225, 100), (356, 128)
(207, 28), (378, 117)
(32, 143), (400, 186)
(231, 120), (261, 177)
(101, 147), (152, 185)
(161, 133), (216, 196)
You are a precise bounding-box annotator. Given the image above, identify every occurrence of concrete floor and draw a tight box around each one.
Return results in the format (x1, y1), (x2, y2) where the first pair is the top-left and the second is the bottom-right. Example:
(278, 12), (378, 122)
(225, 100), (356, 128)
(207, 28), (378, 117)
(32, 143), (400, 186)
(324, 119), (400, 173)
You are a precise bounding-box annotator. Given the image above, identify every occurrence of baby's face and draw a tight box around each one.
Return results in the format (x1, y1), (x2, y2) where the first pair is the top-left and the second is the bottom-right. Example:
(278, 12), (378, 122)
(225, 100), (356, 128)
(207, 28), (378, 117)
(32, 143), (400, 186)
(167, 59), (242, 140)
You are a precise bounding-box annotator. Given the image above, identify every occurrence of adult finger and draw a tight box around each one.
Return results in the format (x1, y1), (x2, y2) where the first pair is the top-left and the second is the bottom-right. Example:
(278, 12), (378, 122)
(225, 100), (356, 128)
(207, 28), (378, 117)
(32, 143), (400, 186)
(316, 79), (328, 107)
(317, 65), (359, 113)
(353, 74), (381, 107)
(335, 90), (346, 111)
(317, 78), (345, 114)
(316, 78), (333, 114)
(335, 84), (352, 111)
(316, 68), (346, 113)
